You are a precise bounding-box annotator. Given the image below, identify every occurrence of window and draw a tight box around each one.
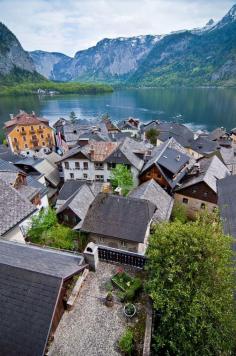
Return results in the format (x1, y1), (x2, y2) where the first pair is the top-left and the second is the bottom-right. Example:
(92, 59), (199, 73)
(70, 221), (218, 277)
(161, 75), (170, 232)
(64, 214), (69, 221)
(47, 133), (50, 138)
(39, 125), (41, 129)
(201, 203), (206, 209)
(157, 173), (162, 179)
(83, 174), (88, 179)
(42, 142), (45, 146)
(121, 241), (127, 248)
(64, 162), (69, 169)
(183, 198), (188, 204)
(99, 237), (104, 243)
(95, 162), (104, 170)
(107, 162), (116, 170)
(14, 137), (17, 143)
(83, 162), (88, 170)
(25, 144), (28, 148)
(70, 173), (74, 179)
(192, 189), (197, 194)
(41, 134), (44, 139)
(17, 128), (19, 132)
(23, 135), (26, 142)
(21, 127), (25, 132)
(203, 192), (208, 197)
(75, 162), (80, 169)
(95, 175), (104, 182)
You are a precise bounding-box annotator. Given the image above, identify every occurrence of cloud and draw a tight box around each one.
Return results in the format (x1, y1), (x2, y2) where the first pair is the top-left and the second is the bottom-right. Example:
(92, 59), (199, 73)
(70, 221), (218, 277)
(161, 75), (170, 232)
(0, 0), (235, 56)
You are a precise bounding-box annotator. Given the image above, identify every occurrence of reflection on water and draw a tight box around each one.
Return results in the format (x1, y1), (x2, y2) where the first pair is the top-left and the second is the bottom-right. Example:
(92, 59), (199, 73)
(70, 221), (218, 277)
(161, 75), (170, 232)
(0, 87), (236, 132)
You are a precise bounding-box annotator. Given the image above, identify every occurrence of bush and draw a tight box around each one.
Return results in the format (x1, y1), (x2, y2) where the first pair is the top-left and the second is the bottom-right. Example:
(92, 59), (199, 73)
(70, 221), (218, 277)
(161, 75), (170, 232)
(171, 202), (188, 223)
(119, 328), (134, 356)
(40, 225), (78, 250)
(124, 277), (142, 301)
(27, 207), (57, 242)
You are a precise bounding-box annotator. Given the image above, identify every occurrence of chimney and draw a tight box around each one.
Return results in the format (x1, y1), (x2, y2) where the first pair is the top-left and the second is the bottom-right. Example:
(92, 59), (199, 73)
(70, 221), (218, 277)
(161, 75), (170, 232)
(10, 114), (14, 120)
(32, 111), (35, 116)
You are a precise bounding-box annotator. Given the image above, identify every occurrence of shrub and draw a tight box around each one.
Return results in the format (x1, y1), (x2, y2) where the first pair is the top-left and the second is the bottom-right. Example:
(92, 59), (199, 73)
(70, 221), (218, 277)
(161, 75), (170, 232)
(124, 277), (142, 301)
(119, 328), (134, 356)
(40, 225), (78, 250)
(171, 202), (188, 223)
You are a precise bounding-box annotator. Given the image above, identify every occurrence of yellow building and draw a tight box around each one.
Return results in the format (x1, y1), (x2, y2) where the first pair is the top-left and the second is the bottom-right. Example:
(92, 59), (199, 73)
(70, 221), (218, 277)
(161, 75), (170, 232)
(4, 111), (55, 154)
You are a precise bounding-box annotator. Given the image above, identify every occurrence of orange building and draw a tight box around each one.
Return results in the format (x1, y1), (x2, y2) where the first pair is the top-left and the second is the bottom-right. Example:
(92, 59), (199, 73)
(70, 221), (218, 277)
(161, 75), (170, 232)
(4, 111), (55, 154)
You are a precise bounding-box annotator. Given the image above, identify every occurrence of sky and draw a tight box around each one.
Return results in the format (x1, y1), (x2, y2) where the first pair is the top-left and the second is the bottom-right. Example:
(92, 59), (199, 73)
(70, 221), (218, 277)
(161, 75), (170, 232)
(1, 0), (235, 56)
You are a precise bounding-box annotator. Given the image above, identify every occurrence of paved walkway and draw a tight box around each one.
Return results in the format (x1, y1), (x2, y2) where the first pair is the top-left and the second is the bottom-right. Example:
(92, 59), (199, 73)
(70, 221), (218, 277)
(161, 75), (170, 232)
(50, 263), (129, 356)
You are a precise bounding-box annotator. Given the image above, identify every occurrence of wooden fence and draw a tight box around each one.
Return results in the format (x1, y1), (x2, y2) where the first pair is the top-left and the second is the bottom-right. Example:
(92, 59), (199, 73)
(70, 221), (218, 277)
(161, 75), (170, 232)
(98, 245), (147, 269)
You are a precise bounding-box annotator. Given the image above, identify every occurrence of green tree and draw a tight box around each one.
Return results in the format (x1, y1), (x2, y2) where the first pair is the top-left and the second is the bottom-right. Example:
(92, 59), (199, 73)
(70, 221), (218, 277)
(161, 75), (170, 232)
(110, 164), (134, 196)
(145, 128), (160, 145)
(27, 207), (57, 243)
(69, 111), (77, 123)
(146, 211), (236, 355)
(119, 328), (134, 356)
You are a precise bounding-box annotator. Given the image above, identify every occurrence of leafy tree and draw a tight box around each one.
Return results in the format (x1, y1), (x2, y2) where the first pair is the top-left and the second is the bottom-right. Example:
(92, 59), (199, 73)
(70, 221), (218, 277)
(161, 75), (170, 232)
(40, 225), (78, 250)
(110, 164), (134, 196)
(69, 111), (77, 123)
(145, 128), (160, 145)
(27, 207), (57, 242)
(146, 211), (236, 355)
(171, 202), (188, 223)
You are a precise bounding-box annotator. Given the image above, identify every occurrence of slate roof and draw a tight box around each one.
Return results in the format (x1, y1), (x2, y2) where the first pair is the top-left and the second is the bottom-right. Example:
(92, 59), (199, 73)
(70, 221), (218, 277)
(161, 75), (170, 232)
(0, 144), (21, 162)
(57, 184), (95, 228)
(57, 179), (87, 202)
(217, 175), (236, 239)
(16, 157), (60, 187)
(208, 127), (227, 141)
(141, 138), (193, 188)
(129, 179), (174, 222)
(189, 136), (220, 155)
(118, 137), (147, 171)
(142, 121), (194, 147)
(81, 193), (156, 243)
(0, 179), (36, 236)
(176, 155), (230, 193)
(0, 240), (84, 356)
(26, 175), (48, 198)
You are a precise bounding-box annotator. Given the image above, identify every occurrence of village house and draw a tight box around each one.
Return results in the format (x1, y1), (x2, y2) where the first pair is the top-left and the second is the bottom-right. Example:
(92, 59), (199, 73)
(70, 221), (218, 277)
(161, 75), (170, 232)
(208, 127), (232, 148)
(117, 117), (140, 137)
(174, 155), (230, 218)
(57, 183), (95, 228)
(0, 240), (86, 356)
(15, 156), (60, 202)
(80, 193), (156, 254)
(139, 137), (194, 191)
(129, 179), (174, 223)
(0, 178), (37, 243)
(186, 135), (221, 159)
(58, 137), (148, 185)
(220, 146), (236, 174)
(4, 111), (55, 156)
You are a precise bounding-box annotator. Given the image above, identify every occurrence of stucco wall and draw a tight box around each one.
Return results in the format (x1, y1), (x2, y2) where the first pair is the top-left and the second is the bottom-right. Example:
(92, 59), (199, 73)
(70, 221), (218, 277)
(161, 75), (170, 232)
(175, 193), (217, 218)
(2, 226), (25, 244)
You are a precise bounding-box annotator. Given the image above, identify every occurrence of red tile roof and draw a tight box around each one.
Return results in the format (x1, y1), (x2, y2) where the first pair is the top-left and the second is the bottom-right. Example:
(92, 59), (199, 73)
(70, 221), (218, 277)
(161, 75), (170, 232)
(4, 112), (49, 128)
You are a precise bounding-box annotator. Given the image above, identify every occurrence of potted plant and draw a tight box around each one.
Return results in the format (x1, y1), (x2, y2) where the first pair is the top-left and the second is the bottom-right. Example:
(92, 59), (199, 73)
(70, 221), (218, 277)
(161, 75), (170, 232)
(124, 303), (136, 318)
(105, 291), (114, 307)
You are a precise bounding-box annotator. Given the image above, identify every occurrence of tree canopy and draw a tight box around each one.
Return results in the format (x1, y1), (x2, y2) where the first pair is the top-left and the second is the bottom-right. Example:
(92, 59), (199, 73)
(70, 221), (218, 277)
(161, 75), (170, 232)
(145, 128), (160, 145)
(110, 164), (134, 196)
(146, 211), (236, 355)
(69, 111), (77, 123)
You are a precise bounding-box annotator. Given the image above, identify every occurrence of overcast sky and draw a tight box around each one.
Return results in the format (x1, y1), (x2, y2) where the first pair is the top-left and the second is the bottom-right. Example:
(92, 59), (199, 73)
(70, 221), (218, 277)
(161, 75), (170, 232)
(1, 0), (235, 56)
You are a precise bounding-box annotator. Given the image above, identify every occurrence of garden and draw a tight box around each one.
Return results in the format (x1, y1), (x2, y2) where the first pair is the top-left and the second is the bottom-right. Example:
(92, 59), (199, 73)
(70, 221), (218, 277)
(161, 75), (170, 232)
(104, 267), (147, 356)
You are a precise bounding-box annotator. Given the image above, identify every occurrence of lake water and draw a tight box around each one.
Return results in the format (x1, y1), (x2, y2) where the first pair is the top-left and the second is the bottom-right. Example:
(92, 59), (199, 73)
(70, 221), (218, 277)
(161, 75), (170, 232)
(1, 87), (236, 132)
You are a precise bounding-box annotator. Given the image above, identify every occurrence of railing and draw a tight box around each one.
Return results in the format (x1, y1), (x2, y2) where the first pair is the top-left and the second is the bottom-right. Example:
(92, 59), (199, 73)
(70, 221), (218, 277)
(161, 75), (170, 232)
(98, 245), (147, 269)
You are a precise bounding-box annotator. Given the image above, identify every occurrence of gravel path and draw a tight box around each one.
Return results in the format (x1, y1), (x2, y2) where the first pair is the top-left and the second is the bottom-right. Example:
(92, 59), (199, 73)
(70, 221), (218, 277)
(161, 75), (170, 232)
(49, 263), (129, 356)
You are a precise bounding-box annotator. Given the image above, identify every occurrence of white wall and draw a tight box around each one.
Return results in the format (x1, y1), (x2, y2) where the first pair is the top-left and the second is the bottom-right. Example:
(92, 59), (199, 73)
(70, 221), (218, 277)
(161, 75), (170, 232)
(2, 225), (25, 244)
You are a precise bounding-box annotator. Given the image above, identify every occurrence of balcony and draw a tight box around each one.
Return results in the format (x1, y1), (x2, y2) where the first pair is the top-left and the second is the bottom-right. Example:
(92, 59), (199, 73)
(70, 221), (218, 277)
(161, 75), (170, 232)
(20, 131), (26, 135)
(38, 128), (43, 133)
(29, 129), (36, 134)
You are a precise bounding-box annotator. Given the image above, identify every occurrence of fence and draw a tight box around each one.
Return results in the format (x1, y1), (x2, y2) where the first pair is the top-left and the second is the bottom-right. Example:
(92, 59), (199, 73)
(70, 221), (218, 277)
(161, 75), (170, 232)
(98, 245), (147, 269)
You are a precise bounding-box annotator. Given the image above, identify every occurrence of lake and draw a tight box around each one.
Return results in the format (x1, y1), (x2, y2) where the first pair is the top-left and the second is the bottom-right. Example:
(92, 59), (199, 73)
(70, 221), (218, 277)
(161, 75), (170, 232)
(1, 87), (236, 132)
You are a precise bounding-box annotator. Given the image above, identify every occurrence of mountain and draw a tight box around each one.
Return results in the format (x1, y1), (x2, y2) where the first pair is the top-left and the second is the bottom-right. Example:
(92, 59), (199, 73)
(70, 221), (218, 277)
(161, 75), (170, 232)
(29, 4), (236, 87)
(0, 22), (43, 83)
(29, 50), (72, 81)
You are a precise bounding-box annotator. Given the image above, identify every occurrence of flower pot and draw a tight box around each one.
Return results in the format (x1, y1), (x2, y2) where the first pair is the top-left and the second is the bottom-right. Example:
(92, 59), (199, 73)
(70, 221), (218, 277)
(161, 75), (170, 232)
(123, 303), (136, 318)
(105, 293), (114, 307)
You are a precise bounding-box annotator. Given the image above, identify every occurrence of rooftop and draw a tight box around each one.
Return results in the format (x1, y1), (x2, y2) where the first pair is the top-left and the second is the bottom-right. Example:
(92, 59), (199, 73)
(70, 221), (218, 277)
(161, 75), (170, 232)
(4, 111), (49, 129)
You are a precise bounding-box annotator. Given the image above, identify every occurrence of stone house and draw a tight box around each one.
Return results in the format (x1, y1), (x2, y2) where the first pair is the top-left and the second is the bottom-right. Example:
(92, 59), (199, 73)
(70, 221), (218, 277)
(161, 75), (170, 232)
(80, 193), (156, 254)
(174, 155), (230, 218)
